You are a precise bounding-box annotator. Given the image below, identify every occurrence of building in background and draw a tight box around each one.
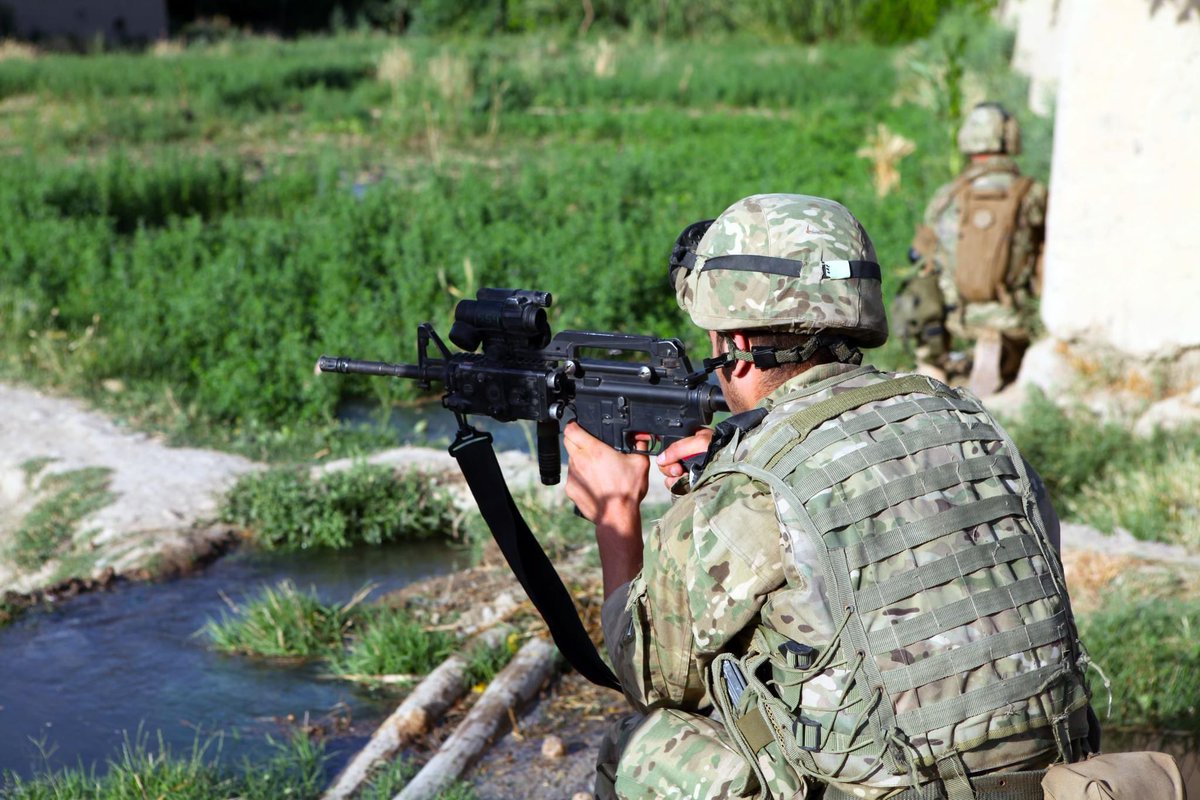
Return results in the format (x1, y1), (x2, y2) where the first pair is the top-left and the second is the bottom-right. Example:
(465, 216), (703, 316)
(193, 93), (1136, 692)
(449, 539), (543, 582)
(999, 0), (1200, 420)
(3, 0), (167, 43)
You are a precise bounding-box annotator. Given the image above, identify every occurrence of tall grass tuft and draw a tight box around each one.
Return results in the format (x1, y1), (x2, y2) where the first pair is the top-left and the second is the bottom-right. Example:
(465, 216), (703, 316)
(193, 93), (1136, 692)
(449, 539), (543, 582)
(221, 463), (459, 551)
(202, 580), (365, 659)
(332, 605), (455, 678)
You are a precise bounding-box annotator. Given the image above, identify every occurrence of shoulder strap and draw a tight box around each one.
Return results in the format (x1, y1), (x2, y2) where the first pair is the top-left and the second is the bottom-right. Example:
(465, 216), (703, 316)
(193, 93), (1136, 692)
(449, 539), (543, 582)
(450, 428), (620, 691)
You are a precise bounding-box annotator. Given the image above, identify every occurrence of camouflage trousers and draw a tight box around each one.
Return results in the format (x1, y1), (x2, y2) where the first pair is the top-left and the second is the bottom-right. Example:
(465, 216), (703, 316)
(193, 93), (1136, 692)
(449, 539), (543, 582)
(595, 709), (784, 799)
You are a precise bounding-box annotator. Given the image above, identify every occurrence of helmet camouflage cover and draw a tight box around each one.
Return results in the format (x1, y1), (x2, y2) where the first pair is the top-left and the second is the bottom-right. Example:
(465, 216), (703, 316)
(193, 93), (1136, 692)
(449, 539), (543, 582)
(674, 194), (888, 347)
(957, 102), (1021, 155)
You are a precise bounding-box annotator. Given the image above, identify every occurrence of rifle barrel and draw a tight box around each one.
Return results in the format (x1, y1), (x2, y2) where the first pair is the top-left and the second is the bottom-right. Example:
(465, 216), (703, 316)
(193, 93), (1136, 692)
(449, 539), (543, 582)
(317, 355), (426, 380)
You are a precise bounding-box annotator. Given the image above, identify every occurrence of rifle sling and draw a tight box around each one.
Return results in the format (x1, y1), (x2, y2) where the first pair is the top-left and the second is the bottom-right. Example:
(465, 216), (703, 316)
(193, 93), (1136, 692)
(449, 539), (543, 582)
(449, 427), (622, 691)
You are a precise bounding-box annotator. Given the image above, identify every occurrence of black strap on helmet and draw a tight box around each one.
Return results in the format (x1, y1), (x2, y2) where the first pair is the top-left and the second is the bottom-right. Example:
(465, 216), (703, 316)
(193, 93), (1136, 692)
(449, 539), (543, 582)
(668, 218), (715, 288)
(688, 333), (862, 385)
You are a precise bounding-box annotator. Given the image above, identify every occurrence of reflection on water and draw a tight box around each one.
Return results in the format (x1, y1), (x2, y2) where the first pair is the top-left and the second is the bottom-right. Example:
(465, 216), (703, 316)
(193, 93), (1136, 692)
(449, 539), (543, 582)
(0, 541), (469, 780)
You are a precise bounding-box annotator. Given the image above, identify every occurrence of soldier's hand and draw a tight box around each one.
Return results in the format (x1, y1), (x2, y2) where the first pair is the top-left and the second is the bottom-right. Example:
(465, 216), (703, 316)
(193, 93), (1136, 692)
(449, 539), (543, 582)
(655, 429), (714, 490)
(563, 421), (650, 524)
(563, 421), (649, 597)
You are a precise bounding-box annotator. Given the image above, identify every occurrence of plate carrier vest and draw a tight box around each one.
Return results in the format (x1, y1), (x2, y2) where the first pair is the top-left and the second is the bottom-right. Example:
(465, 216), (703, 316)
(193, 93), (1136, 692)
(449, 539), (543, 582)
(702, 371), (1092, 798)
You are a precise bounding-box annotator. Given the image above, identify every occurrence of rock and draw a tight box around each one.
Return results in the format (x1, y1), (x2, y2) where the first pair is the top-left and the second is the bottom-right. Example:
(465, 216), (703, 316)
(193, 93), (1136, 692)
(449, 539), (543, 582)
(1134, 392), (1200, 436)
(1012, 338), (1079, 399)
(541, 735), (567, 760)
(571, 793), (592, 800)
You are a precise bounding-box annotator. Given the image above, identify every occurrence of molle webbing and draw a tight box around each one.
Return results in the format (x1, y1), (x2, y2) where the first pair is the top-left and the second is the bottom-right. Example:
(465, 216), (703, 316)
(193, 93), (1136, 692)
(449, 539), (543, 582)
(823, 770), (1047, 800)
(810, 454), (1017, 532)
(739, 373), (1084, 762)
(881, 610), (1068, 694)
(761, 394), (982, 478)
(840, 493), (1026, 570)
(854, 534), (1043, 613)
(788, 424), (1004, 504)
(872, 571), (1058, 653)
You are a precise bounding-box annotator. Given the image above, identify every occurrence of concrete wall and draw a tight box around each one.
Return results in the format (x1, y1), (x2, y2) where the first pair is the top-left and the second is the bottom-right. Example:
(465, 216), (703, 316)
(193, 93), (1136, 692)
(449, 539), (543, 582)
(1002, 0), (1072, 116)
(7, 0), (167, 43)
(1039, 0), (1200, 357)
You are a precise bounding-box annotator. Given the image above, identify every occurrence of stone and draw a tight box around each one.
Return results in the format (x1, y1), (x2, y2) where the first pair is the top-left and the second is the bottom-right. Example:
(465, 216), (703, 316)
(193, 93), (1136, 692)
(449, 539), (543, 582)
(1134, 393), (1200, 437)
(541, 734), (567, 760)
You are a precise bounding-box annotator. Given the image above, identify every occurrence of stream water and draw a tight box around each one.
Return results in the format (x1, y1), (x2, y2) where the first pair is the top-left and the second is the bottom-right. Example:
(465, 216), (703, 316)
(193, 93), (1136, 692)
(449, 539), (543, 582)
(0, 540), (470, 780)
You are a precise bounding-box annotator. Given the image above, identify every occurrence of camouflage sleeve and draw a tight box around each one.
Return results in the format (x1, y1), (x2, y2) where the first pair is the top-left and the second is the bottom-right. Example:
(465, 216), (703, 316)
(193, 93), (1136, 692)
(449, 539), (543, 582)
(603, 473), (785, 712)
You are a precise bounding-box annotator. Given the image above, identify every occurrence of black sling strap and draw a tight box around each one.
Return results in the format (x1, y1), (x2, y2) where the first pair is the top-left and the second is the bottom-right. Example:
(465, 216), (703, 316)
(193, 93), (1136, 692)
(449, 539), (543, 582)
(449, 426), (622, 691)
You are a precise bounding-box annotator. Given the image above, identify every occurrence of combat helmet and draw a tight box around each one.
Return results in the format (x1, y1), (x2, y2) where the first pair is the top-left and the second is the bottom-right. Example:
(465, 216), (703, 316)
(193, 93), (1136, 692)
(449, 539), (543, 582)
(671, 194), (888, 360)
(957, 102), (1021, 155)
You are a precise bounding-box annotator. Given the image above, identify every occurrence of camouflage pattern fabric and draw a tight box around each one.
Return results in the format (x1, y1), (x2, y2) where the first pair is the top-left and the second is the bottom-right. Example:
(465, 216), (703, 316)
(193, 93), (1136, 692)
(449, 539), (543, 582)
(921, 156), (1046, 341)
(598, 362), (1088, 800)
(674, 194), (888, 346)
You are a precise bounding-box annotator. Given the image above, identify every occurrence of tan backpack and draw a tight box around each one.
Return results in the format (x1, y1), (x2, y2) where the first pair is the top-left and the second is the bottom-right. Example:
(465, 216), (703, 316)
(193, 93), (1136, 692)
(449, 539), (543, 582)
(912, 169), (1036, 304)
(955, 175), (1035, 303)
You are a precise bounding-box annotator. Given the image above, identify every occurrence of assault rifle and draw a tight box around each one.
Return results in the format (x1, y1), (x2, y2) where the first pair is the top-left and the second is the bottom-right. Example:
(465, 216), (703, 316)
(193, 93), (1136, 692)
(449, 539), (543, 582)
(317, 288), (727, 485)
(317, 288), (727, 690)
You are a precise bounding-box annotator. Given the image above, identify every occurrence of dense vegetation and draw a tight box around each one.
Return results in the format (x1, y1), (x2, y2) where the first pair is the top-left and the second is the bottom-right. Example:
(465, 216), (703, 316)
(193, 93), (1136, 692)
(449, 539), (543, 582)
(0, 12), (1043, 462)
(221, 463), (461, 549)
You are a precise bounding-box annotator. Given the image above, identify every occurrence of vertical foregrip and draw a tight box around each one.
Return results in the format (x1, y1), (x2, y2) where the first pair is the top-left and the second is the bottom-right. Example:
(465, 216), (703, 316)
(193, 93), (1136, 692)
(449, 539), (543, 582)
(537, 420), (561, 486)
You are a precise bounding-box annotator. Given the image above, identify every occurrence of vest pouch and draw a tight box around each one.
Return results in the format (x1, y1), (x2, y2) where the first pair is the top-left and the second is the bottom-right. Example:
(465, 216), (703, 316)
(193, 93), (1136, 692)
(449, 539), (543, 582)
(1042, 752), (1186, 800)
(750, 627), (823, 710)
(711, 651), (789, 797)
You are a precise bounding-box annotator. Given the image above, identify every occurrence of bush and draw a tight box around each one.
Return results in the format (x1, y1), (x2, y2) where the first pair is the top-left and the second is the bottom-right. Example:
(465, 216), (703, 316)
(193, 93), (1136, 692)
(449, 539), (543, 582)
(221, 464), (459, 551)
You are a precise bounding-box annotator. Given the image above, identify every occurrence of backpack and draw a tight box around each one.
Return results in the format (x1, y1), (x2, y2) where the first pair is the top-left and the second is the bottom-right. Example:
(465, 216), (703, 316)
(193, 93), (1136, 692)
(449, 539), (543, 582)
(912, 167), (1037, 304)
(702, 371), (1092, 797)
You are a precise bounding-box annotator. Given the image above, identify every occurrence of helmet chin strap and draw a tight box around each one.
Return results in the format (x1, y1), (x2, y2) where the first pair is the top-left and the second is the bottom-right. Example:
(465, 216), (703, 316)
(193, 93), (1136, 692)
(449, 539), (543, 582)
(689, 334), (862, 385)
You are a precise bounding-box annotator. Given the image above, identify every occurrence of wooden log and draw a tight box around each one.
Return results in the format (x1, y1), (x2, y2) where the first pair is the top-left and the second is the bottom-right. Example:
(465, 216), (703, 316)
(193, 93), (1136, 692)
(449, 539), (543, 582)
(320, 625), (512, 800)
(394, 637), (561, 800)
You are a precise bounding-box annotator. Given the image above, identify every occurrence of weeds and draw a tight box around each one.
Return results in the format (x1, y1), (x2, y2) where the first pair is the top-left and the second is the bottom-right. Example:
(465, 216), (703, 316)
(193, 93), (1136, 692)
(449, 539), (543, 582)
(0, 19), (1040, 460)
(201, 580), (364, 659)
(332, 605), (455, 677)
(221, 463), (459, 551)
(463, 633), (516, 687)
(9, 466), (115, 571)
(1003, 388), (1200, 545)
(1078, 593), (1200, 737)
(0, 729), (325, 800)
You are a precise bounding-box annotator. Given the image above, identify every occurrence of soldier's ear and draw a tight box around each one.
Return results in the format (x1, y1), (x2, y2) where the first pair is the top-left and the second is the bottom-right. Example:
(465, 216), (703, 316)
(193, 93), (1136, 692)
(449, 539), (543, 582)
(728, 331), (754, 378)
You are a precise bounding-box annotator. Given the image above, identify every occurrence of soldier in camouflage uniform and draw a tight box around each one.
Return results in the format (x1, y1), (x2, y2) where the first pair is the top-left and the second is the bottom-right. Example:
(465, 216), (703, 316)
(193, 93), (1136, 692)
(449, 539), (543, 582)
(563, 193), (1096, 800)
(908, 102), (1047, 396)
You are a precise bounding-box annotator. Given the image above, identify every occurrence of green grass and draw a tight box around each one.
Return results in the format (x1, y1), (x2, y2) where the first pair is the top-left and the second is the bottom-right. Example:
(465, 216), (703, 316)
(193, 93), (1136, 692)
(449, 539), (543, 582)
(202, 580), (362, 659)
(220, 462), (460, 551)
(1003, 389), (1200, 546)
(0, 13), (1042, 460)
(0, 726), (480, 799)
(1079, 594), (1200, 738)
(463, 634), (517, 687)
(8, 466), (115, 571)
(0, 729), (325, 800)
(332, 605), (455, 677)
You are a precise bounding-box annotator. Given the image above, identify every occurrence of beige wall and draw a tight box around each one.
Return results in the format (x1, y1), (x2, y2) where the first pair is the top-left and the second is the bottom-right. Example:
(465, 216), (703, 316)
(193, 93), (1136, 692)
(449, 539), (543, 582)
(1039, 0), (1200, 357)
(1004, 0), (1071, 116)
